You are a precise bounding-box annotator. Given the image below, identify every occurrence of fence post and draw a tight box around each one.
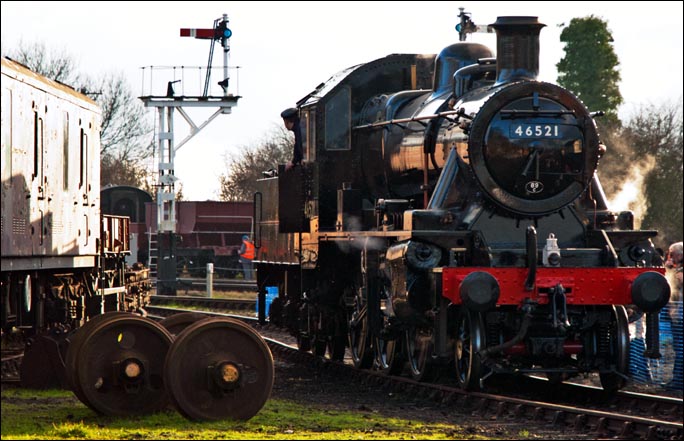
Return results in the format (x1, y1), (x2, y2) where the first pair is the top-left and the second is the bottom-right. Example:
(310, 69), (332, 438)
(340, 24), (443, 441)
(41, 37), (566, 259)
(206, 263), (214, 298)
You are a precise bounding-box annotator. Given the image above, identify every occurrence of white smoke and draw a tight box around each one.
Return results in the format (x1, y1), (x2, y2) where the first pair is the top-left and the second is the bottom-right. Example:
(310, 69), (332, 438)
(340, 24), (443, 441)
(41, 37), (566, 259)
(604, 155), (656, 229)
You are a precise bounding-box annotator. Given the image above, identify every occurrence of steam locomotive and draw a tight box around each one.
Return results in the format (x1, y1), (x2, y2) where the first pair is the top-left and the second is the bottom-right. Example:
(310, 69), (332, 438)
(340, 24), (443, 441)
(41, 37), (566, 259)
(1, 57), (152, 387)
(254, 14), (670, 391)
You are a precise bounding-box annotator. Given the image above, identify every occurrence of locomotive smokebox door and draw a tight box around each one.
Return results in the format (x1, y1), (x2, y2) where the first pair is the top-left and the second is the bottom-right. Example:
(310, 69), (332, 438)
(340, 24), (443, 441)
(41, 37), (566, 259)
(277, 163), (312, 233)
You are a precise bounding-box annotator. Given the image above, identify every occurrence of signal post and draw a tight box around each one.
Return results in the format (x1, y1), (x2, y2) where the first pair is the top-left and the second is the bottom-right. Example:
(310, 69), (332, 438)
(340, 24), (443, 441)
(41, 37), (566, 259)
(139, 14), (239, 295)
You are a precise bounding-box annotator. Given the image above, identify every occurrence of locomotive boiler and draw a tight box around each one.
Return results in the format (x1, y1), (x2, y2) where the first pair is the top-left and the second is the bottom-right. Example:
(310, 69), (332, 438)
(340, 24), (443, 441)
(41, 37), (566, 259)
(254, 14), (670, 391)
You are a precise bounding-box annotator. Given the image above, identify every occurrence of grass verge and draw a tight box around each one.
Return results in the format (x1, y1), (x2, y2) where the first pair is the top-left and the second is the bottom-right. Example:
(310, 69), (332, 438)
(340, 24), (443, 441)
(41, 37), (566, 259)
(1, 387), (488, 440)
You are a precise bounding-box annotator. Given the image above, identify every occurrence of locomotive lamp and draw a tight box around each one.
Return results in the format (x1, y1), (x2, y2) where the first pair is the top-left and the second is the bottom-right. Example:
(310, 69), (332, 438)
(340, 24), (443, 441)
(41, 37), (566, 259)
(543, 233), (561, 267)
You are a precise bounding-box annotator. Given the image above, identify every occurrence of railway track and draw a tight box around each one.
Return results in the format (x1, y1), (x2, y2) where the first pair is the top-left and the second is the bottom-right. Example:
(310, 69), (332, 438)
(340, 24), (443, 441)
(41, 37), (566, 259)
(488, 373), (683, 424)
(4, 303), (682, 439)
(143, 302), (684, 420)
(143, 305), (683, 439)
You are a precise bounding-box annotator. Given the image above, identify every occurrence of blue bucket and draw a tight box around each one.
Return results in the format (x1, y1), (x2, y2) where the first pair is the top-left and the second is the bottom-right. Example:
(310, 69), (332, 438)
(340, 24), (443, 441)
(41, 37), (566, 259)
(257, 286), (279, 317)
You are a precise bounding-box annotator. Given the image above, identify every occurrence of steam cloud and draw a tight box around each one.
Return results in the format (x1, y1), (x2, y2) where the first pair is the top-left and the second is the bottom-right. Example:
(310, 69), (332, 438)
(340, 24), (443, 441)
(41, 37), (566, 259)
(604, 154), (655, 229)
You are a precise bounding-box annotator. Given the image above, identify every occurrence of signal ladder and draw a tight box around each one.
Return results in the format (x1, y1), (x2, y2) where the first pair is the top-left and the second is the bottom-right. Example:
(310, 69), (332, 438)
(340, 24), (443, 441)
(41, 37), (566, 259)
(147, 230), (158, 286)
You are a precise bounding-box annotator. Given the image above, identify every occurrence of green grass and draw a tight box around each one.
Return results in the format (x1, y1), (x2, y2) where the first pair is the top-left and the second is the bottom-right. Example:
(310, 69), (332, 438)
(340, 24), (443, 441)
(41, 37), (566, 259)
(159, 302), (253, 317)
(178, 290), (256, 301)
(1, 388), (487, 440)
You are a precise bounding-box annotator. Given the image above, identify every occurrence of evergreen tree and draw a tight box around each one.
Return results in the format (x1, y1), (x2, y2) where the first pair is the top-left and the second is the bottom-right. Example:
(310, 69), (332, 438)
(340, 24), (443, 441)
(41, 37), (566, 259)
(557, 16), (623, 125)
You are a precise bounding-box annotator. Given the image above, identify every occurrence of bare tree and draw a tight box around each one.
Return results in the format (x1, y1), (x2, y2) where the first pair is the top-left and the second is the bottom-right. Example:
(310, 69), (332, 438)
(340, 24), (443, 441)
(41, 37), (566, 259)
(598, 99), (683, 248)
(100, 155), (149, 188)
(82, 73), (152, 159)
(219, 125), (292, 201)
(625, 99), (683, 247)
(5, 40), (79, 84)
(80, 72), (154, 187)
(3, 41), (154, 187)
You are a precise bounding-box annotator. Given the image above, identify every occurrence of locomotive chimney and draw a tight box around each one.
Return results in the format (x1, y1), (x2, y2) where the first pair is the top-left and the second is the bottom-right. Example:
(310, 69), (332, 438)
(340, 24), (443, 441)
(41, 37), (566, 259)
(490, 16), (546, 84)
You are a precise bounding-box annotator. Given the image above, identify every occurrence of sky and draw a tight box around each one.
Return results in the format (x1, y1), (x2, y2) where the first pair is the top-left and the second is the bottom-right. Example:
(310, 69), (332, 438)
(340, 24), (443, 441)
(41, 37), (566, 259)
(2, 1), (682, 201)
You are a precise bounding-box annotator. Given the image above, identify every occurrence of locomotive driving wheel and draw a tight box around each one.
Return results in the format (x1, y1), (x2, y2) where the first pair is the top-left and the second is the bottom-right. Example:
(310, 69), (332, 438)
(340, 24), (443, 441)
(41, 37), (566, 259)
(349, 304), (373, 369)
(74, 314), (173, 416)
(164, 317), (274, 421)
(373, 283), (403, 374)
(454, 309), (486, 390)
(405, 326), (434, 381)
(374, 334), (402, 375)
(598, 305), (630, 392)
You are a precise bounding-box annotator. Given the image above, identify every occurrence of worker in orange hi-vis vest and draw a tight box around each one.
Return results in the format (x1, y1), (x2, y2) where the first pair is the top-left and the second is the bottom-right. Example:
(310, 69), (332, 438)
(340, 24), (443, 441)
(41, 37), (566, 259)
(238, 235), (255, 280)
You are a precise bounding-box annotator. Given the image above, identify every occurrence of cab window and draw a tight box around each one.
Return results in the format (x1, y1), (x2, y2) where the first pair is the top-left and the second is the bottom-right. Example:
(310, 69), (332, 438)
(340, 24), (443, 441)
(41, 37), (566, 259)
(325, 87), (350, 150)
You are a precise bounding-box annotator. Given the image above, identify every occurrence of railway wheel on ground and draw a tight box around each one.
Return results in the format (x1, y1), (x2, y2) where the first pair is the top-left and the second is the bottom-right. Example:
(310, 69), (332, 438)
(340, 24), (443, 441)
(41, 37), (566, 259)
(65, 311), (135, 407)
(349, 306), (373, 369)
(74, 314), (172, 416)
(599, 305), (630, 393)
(164, 317), (274, 421)
(159, 312), (206, 336)
(405, 327), (435, 381)
(454, 309), (486, 390)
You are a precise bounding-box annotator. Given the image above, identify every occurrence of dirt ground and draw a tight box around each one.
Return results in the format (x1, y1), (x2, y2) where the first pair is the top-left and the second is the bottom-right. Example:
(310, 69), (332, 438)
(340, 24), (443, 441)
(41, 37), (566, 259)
(2, 358), (586, 440)
(269, 358), (592, 440)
